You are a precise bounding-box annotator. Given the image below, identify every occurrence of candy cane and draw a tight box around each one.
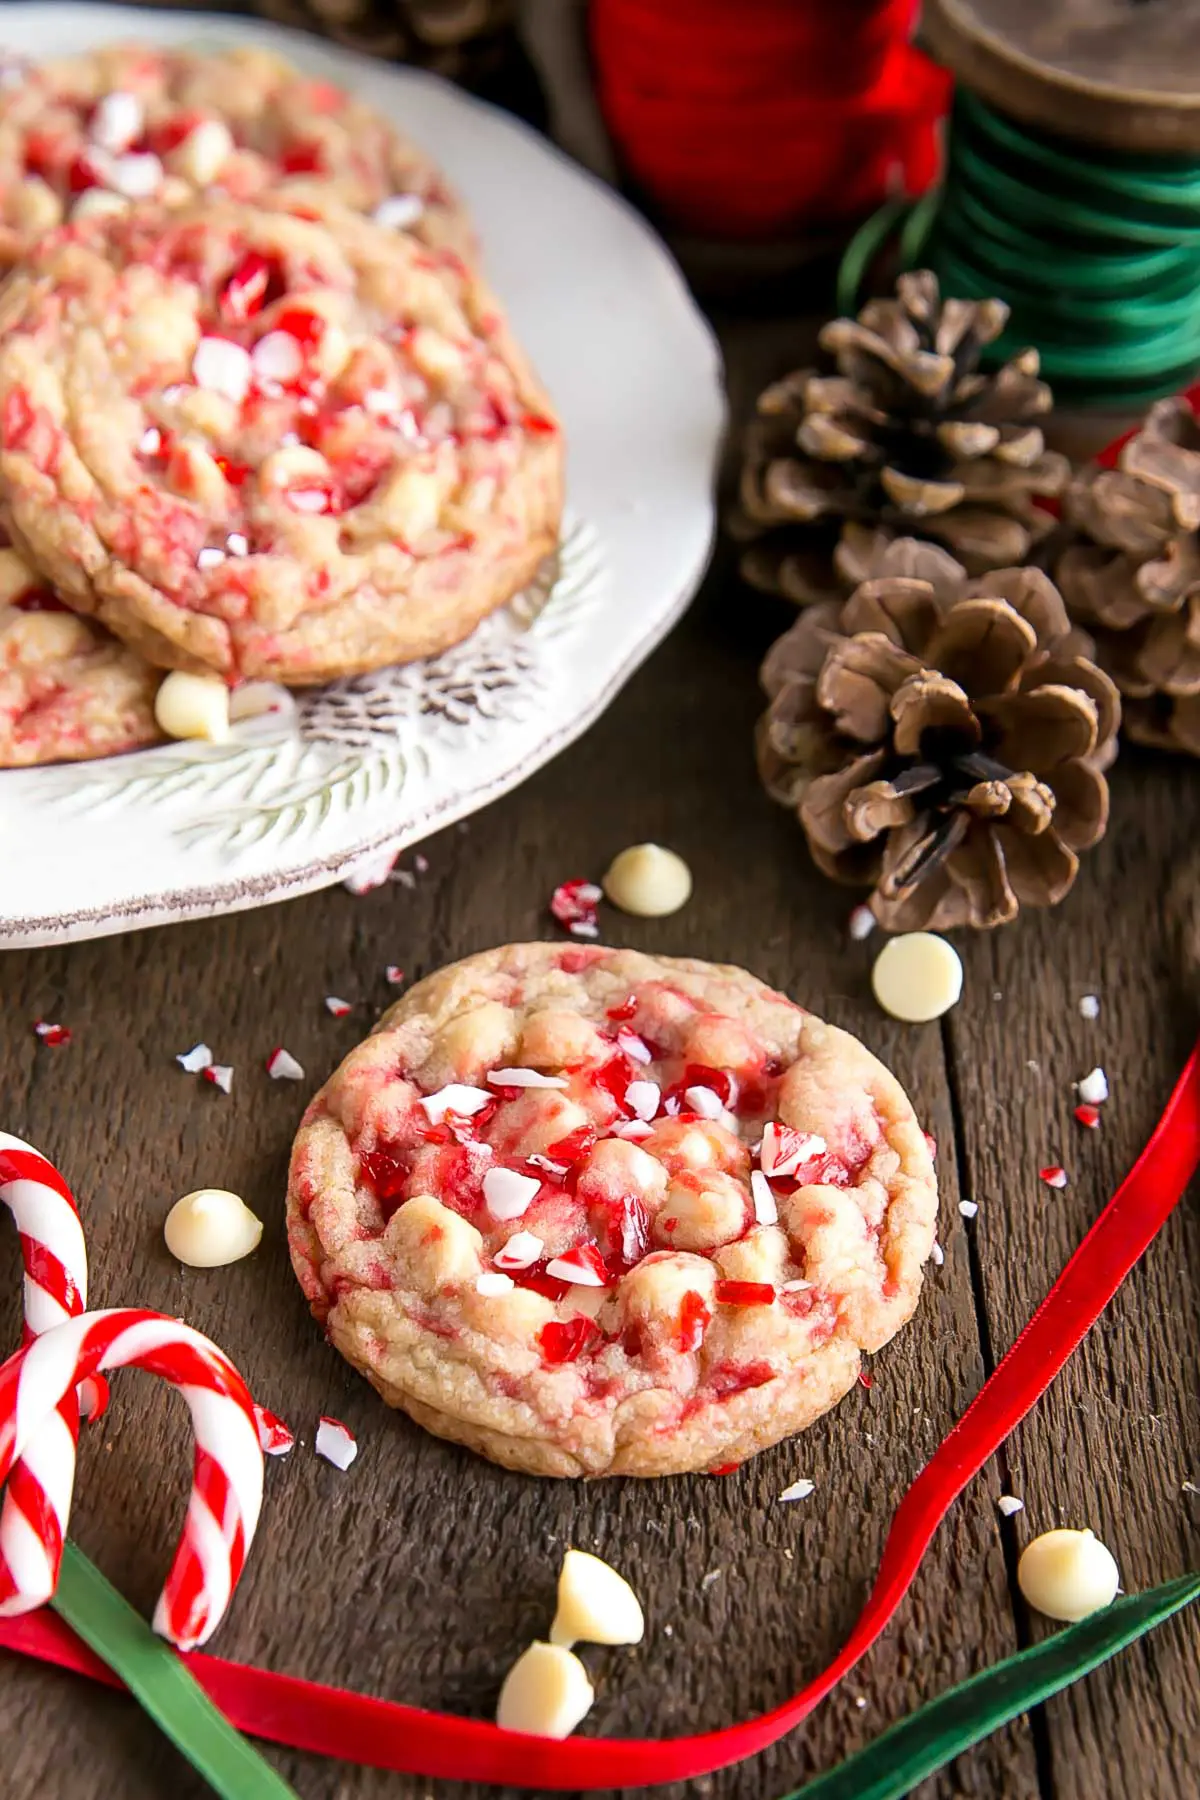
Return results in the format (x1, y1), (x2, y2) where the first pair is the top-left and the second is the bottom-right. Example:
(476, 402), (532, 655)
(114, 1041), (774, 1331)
(0, 1132), (89, 1616)
(0, 1308), (263, 1650)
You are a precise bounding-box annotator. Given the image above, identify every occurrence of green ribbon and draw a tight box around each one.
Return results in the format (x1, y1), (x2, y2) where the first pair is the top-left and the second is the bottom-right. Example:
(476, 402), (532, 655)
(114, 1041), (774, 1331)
(51, 1542), (299, 1800)
(779, 1572), (1200, 1800)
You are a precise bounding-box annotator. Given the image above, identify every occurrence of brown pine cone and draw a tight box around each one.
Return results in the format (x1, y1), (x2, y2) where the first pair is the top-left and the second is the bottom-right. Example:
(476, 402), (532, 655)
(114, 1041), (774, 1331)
(757, 540), (1120, 932)
(734, 271), (1069, 604)
(1056, 396), (1200, 757)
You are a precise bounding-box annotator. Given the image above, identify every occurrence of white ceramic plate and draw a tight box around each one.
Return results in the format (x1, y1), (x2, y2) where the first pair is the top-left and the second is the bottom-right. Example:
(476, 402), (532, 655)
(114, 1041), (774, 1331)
(0, 5), (723, 948)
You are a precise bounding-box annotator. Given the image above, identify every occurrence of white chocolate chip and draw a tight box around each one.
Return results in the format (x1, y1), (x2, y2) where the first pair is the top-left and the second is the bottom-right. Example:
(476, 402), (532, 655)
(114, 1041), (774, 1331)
(259, 444), (332, 490)
(251, 330), (304, 386)
(13, 177), (63, 233)
(192, 336), (252, 405)
(1017, 1528), (1120, 1622)
(377, 465), (443, 541)
(107, 151), (163, 198)
(71, 188), (130, 222)
(169, 117), (234, 186)
(1079, 994), (1100, 1021)
(487, 1068), (569, 1090)
(475, 1271), (516, 1296)
(90, 91), (144, 153)
(549, 1549), (644, 1649)
(154, 670), (231, 744)
(602, 843), (693, 917)
(496, 1642), (594, 1739)
(624, 1080), (660, 1122)
(164, 1188), (263, 1268)
(871, 932), (963, 1024)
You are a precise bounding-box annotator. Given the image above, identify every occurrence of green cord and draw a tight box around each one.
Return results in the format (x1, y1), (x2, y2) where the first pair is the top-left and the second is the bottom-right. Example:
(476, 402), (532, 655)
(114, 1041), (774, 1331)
(777, 1572), (1200, 1800)
(838, 87), (1200, 407)
(52, 1542), (299, 1800)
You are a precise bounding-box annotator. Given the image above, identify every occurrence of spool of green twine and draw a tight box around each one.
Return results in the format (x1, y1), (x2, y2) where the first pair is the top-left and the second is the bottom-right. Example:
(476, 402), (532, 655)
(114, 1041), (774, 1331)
(915, 88), (1200, 406)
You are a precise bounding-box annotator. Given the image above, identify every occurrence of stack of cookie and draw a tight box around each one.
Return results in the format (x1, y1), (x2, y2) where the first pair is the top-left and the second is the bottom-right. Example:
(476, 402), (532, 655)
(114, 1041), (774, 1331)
(0, 42), (563, 766)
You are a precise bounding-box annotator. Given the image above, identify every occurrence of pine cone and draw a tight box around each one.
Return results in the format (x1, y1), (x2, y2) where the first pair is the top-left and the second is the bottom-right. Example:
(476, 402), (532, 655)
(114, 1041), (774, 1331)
(757, 539), (1120, 931)
(250, 0), (513, 75)
(1056, 396), (1200, 757)
(734, 271), (1069, 604)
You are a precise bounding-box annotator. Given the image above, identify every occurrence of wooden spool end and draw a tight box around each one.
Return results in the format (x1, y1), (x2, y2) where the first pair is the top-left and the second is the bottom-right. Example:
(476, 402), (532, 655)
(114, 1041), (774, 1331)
(923, 0), (1200, 154)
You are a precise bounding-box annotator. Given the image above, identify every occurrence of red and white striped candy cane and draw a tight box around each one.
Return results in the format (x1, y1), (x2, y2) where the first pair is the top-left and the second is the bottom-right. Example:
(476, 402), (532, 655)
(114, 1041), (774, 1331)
(0, 1132), (89, 1616)
(0, 1308), (263, 1649)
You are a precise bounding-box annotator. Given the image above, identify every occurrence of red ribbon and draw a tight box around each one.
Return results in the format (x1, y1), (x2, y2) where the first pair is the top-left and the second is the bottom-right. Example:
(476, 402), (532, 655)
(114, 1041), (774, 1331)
(4, 1035), (1199, 1787)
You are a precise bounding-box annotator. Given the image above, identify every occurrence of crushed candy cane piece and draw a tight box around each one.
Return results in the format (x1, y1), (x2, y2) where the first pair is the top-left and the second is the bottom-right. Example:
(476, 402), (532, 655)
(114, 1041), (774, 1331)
(779, 1478), (815, 1502)
(192, 335), (251, 403)
(176, 1043), (213, 1073)
(325, 996), (353, 1017)
(684, 1085), (725, 1119)
(1075, 1103), (1101, 1130)
(527, 1153), (568, 1176)
(483, 1166), (540, 1222)
(91, 90), (144, 153)
(610, 1119), (653, 1140)
(107, 150), (163, 197)
(315, 1415), (358, 1470)
(750, 1169), (778, 1226)
(1077, 1067), (1109, 1106)
(202, 1064), (234, 1094)
(196, 546), (225, 571)
(616, 1029), (653, 1065)
(33, 1020), (71, 1045)
(496, 1641), (593, 1739)
(1079, 994), (1100, 1020)
(1040, 1165), (1068, 1189)
(374, 193), (425, 229)
(569, 919), (599, 940)
(385, 965), (405, 985)
(342, 848), (398, 893)
(550, 880), (602, 932)
(714, 1279), (775, 1306)
(780, 1278), (813, 1293)
(997, 1494), (1025, 1517)
(624, 1080), (661, 1122)
(494, 1230), (544, 1271)
(266, 1046), (304, 1081)
(760, 1122), (827, 1179)
(476, 1271), (516, 1296)
(254, 1404), (295, 1456)
(414, 854), (429, 874)
(930, 1241), (945, 1267)
(959, 1200), (978, 1218)
(545, 1241), (609, 1286)
(549, 1548), (644, 1648)
(848, 903), (875, 941)
(420, 1083), (491, 1124)
(487, 1067), (569, 1089)
(226, 531), (249, 557)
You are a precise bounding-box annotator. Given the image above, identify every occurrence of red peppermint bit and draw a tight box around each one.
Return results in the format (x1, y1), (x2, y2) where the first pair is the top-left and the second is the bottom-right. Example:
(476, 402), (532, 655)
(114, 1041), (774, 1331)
(325, 996), (353, 1017)
(538, 1316), (599, 1364)
(522, 412), (559, 436)
(661, 1062), (737, 1113)
(280, 140), (325, 175)
(385, 965), (405, 985)
(606, 995), (639, 1022)
(33, 1020), (71, 1046)
(213, 454), (251, 488)
(1074, 1104), (1101, 1130)
(253, 1403), (295, 1456)
(708, 1461), (741, 1476)
(520, 1269), (572, 1302)
(713, 1280), (776, 1307)
(1039, 1165), (1068, 1189)
(218, 252), (280, 324)
(546, 1240), (610, 1285)
(3, 389), (37, 453)
(924, 1132), (938, 1160)
(550, 879), (602, 932)
(707, 1360), (775, 1398)
(360, 1143), (409, 1202)
(858, 1370), (874, 1389)
(13, 588), (68, 613)
(677, 1288), (712, 1353)
(545, 1124), (597, 1166)
(145, 111), (206, 156)
(272, 305), (326, 351)
(66, 151), (106, 193)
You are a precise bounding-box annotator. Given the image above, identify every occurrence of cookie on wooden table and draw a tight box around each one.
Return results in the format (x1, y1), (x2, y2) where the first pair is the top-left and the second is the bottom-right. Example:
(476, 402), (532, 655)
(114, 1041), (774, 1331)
(0, 42), (473, 263)
(0, 539), (159, 766)
(287, 943), (938, 1477)
(0, 197), (563, 684)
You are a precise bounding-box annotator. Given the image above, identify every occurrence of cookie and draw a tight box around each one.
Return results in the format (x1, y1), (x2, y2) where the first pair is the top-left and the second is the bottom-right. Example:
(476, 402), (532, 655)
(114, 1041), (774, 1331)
(0, 537), (159, 766)
(0, 197), (563, 683)
(287, 944), (938, 1477)
(0, 43), (472, 264)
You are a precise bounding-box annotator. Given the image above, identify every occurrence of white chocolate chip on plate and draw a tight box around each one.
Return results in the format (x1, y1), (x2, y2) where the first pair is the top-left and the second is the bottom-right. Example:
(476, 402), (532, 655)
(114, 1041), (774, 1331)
(1017, 1528), (1120, 1622)
(602, 843), (693, 917)
(871, 932), (964, 1024)
(164, 1188), (263, 1268)
(154, 670), (231, 744)
(496, 1641), (594, 1739)
(549, 1548), (645, 1649)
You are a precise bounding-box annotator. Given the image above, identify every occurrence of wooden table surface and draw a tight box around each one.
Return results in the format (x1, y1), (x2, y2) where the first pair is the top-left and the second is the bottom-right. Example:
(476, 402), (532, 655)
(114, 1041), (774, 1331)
(2, 267), (1199, 1800)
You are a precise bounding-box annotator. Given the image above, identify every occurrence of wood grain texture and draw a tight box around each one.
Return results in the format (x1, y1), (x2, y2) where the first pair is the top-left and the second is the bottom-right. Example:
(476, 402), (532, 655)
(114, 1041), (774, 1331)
(0, 315), (1195, 1800)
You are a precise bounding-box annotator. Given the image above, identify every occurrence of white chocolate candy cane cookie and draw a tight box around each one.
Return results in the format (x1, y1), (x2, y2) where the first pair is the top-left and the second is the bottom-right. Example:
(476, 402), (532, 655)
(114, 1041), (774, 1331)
(0, 43), (472, 268)
(287, 945), (939, 1478)
(0, 196), (562, 684)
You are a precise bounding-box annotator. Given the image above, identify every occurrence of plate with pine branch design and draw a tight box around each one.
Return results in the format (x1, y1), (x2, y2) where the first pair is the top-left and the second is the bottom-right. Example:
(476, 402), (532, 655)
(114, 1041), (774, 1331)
(0, 8), (722, 946)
